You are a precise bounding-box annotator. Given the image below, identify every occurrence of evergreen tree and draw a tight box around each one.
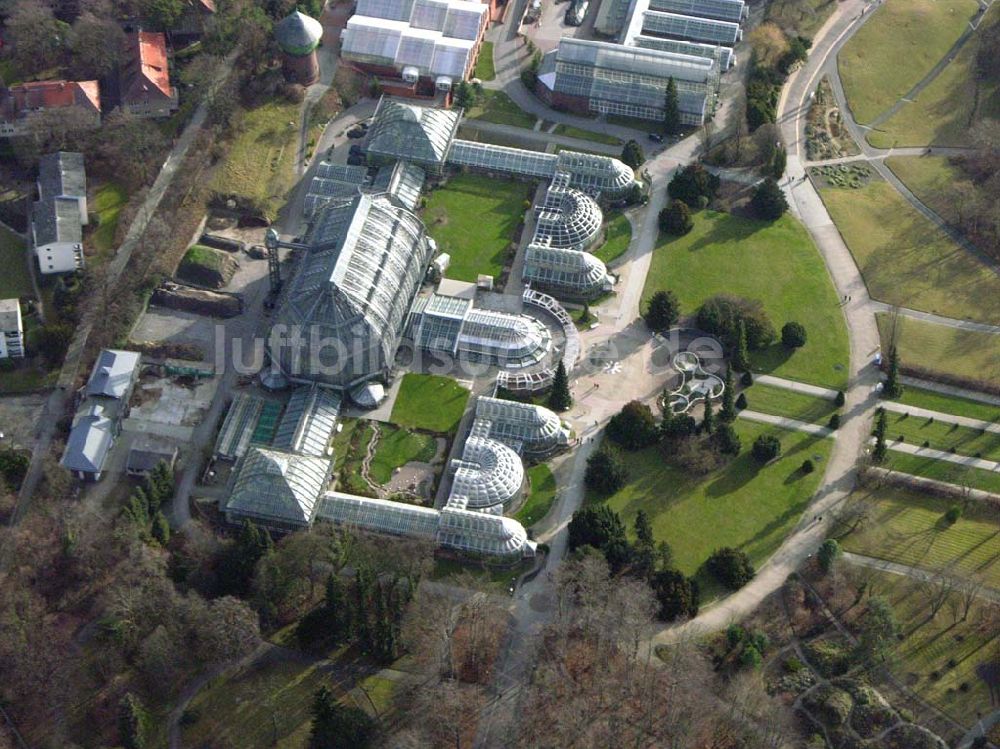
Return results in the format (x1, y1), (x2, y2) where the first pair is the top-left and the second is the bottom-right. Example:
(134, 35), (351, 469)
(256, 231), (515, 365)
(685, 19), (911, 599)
(750, 177), (789, 220)
(309, 686), (374, 748)
(620, 139), (645, 169)
(768, 144), (787, 179)
(884, 345), (903, 399)
(732, 320), (751, 372)
(118, 692), (149, 749)
(548, 360), (572, 412)
(663, 76), (681, 135)
(220, 520), (273, 595)
(632, 510), (656, 580)
(720, 368), (736, 421)
(872, 409), (888, 463)
(701, 396), (715, 435)
(658, 201), (693, 236)
(817, 538), (841, 574)
(151, 511), (170, 545)
(643, 290), (680, 332)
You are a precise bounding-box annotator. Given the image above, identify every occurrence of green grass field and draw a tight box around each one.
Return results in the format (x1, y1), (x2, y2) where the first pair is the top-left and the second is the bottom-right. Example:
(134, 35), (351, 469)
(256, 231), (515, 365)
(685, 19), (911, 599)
(896, 386), (1000, 423)
(89, 183), (127, 256)
(211, 98), (301, 218)
(876, 312), (1000, 388)
(423, 174), (530, 283)
(884, 155), (965, 226)
(473, 41), (496, 81)
(0, 225), (32, 299)
(837, 0), (979, 125)
(821, 179), (1000, 322)
(869, 5), (1000, 147)
(390, 374), (470, 434)
(552, 124), (622, 146)
(464, 90), (536, 128)
(885, 410), (1000, 461)
(885, 451), (1000, 494)
(840, 487), (1000, 588)
(593, 213), (632, 265)
(641, 211), (849, 389)
(180, 655), (356, 748)
(854, 568), (998, 727)
(595, 422), (832, 588)
(369, 424), (437, 484)
(515, 464), (557, 526)
(743, 383), (838, 424)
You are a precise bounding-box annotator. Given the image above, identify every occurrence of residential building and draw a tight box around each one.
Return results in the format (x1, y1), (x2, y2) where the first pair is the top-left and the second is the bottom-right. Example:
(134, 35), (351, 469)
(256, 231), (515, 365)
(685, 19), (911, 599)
(0, 299), (24, 359)
(32, 151), (88, 275)
(0, 80), (101, 138)
(120, 32), (178, 118)
(126, 437), (179, 477)
(62, 349), (141, 481)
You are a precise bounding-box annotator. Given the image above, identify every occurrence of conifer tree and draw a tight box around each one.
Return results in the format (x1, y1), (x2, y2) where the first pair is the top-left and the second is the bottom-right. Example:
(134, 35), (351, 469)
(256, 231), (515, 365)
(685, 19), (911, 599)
(884, 345), (903, 399)
(720, 367), (736, 421)
(702, 396), (715, 435)
(664, 77), (681, 135)
(872, 409), (888, 463)
(548, 360), (572, 412)
(732, 320), (751, 372)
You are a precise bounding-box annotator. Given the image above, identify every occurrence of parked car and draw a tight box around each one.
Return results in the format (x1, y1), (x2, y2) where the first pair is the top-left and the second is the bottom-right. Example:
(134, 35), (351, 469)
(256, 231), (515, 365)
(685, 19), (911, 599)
(349, 144), (365, 156)
(648, 132), (664, 143)
(564, 0), (588, 26)
(347, 153), (366, 166)
(346, 126), (365, 138)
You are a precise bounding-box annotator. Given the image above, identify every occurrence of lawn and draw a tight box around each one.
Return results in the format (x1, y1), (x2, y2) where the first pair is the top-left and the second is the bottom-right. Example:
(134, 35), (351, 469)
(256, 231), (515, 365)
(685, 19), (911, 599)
(840, 487), (1000, 588)
(868, 4), (1000, 147)
(884, 410), (1000, 461)
(389, 373), (470, 434)
(876, 312), (1000, 388)
(0, 225), (32, 300)
(820, 179), (1000, 323)
(332, 418), (376, 496)
(594, 422), (833, 587)
(89, 182), (127, 256)
(896, 386), (1000, 423)
(837, 0), (979, 125)
(180, 654), (357, 749)
(515, 463), (557, 526)
(743, 383), (839, 425)
(210, 97), (301, 219)
(473, 41), (496, 81)
(369, 424), (437, 484)
(851, 568), (999, 727)
(884, 155), (965, 225)
(356, 674), (398, 716)
(422, 174), (530, 283)
(593, 212), (632, 265)
(641, 211), (849, 389)
(464, 90), (536, 128)
(552, 123), (622, 146)
(885, 451), (1000, 494)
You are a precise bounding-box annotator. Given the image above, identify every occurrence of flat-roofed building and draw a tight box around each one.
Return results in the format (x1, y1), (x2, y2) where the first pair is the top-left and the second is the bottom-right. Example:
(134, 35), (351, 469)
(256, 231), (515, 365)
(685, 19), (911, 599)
(0, 299), (24, 359)
(33, 151), (88, 275)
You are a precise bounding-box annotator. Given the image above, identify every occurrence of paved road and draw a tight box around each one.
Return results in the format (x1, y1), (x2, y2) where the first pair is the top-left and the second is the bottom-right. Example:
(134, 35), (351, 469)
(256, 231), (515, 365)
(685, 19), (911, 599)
(842, 552), (1000, 604)
(755, 374), (840, 399)
(901, 375), (1000, 407)
(738, 409), (835, 437)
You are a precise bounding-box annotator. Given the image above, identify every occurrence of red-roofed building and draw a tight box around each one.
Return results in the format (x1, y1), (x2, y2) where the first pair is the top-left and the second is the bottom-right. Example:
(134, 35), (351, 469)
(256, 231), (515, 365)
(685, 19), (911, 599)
(176, 0), (217, 39)
(120, 32), (178, 119)
(0, 80), (102, 138)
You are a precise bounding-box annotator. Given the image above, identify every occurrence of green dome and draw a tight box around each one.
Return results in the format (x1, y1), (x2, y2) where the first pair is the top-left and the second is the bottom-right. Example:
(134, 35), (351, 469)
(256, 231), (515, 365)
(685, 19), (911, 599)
(275, 11), (323, 56)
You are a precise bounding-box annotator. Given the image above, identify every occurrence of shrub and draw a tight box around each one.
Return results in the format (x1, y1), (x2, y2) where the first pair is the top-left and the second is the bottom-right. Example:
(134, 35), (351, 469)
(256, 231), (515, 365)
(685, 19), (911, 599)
(568, 504), (627, 552)
(817, 538), (840, 573)
(835, 390), (845, 407)
(828, 413), (841, 430)
(751, 178), (789, 221)
(643, 290), (680, 332)
(781, 321), (807, 348)
(659, 200), (693, 236)
(584, 445), (628, 494)
(607, 401), (659, 450)
(706, 547), (755, 589)
(651, 568), (700, 621)
(741, 371), (753, 387)
(735, 392), (747, 410)
(801, 458), (815, 474)
(751, 434), (781, 464)
(661, 412), (697, 439)
(696, 294), (776, 350)
(711, 423), (742, 456)
(944, 505), (962, 525)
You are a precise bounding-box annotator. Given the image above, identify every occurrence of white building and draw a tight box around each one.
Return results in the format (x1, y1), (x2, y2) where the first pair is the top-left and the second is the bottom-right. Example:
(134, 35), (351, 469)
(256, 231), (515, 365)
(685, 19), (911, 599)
(32, 152), (87, 275)
(0, 299), (24, 359)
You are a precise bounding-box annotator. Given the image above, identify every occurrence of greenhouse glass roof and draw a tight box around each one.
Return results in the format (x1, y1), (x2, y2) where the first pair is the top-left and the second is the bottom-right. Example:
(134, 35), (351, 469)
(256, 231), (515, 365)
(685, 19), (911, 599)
(449, 427), (525, 510)
(640, 11), (740, 45)
(226, 447), (331, 526)
(367, 97), (462, 165)
(271, 385), (341, 457)
(475, 396), (570, 455)
(632, 35), (734, 69)
(533, 173), (603, 251)
(554, 37), (714, 82)
(648, 0), (745, 23)
(448, 139), (559, 178)
(372, 161), (427, 211)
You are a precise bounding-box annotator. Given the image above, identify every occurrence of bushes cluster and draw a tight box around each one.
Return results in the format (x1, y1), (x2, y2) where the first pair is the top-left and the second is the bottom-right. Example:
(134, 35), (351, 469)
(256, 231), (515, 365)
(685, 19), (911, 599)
(607, 401), (660, 450)
(696, 294), (776, 350)
(584, 444), (628, 495)
(706, 547), (755, 590)
(667, 164), (720, 208)
(747, 33), (810, 132)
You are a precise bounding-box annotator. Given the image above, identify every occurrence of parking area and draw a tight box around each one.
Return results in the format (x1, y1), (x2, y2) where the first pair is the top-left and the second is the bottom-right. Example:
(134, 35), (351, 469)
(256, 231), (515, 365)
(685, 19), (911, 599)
(523, 0), (600, 54)
(125, 372), (220, 441)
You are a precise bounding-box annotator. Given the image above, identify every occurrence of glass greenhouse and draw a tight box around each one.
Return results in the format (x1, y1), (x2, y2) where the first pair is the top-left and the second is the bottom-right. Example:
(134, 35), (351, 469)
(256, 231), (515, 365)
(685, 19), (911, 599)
(271, 385), (341, 458)
(448, 426), (525, 511)
(640, 11), (741, 46)
(225, 447), (332, 531)
(270, 193), (433, 389)
(648, 0), (746, 23)
(523, 242), (611, 298)
(533, 172), (603, 251)
(304, 163), (368, 217)
(632, 35), (734, 70)
(366, 98), (463, 168)
(475, 395), (571, 456)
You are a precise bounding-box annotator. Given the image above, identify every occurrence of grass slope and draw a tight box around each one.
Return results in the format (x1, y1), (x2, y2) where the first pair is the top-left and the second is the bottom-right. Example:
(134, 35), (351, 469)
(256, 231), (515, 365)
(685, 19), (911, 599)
(896, 386), (1000, 423)
(515, 464), (557, 526)
(0, 225), (32, 299)
(473, 41), (496, 81)
(595, 422), (832, 587)
(464, 90), (536, 128)
(552, 124), (622, 146)
(869, 4), (1000, 147)
(766, 0), (838, 37)
(369, 425), (437, 484)
(743, 383), (838, 424)
(642, 211), (849, 389)
(821, 179), (1000, 322)
(90, 182), (127, 256)
(423, 174), (530, 283)
(593, 212), (632, 265)
(883, 155), (965, 225)
(837, 0), (979, 125)
(876, 312), (1000, 388)
(884, 451), (1000, 494)
(210, 98), (300, 218)
(390, 374), (470, 434)
(885, 409), (1000, 461)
